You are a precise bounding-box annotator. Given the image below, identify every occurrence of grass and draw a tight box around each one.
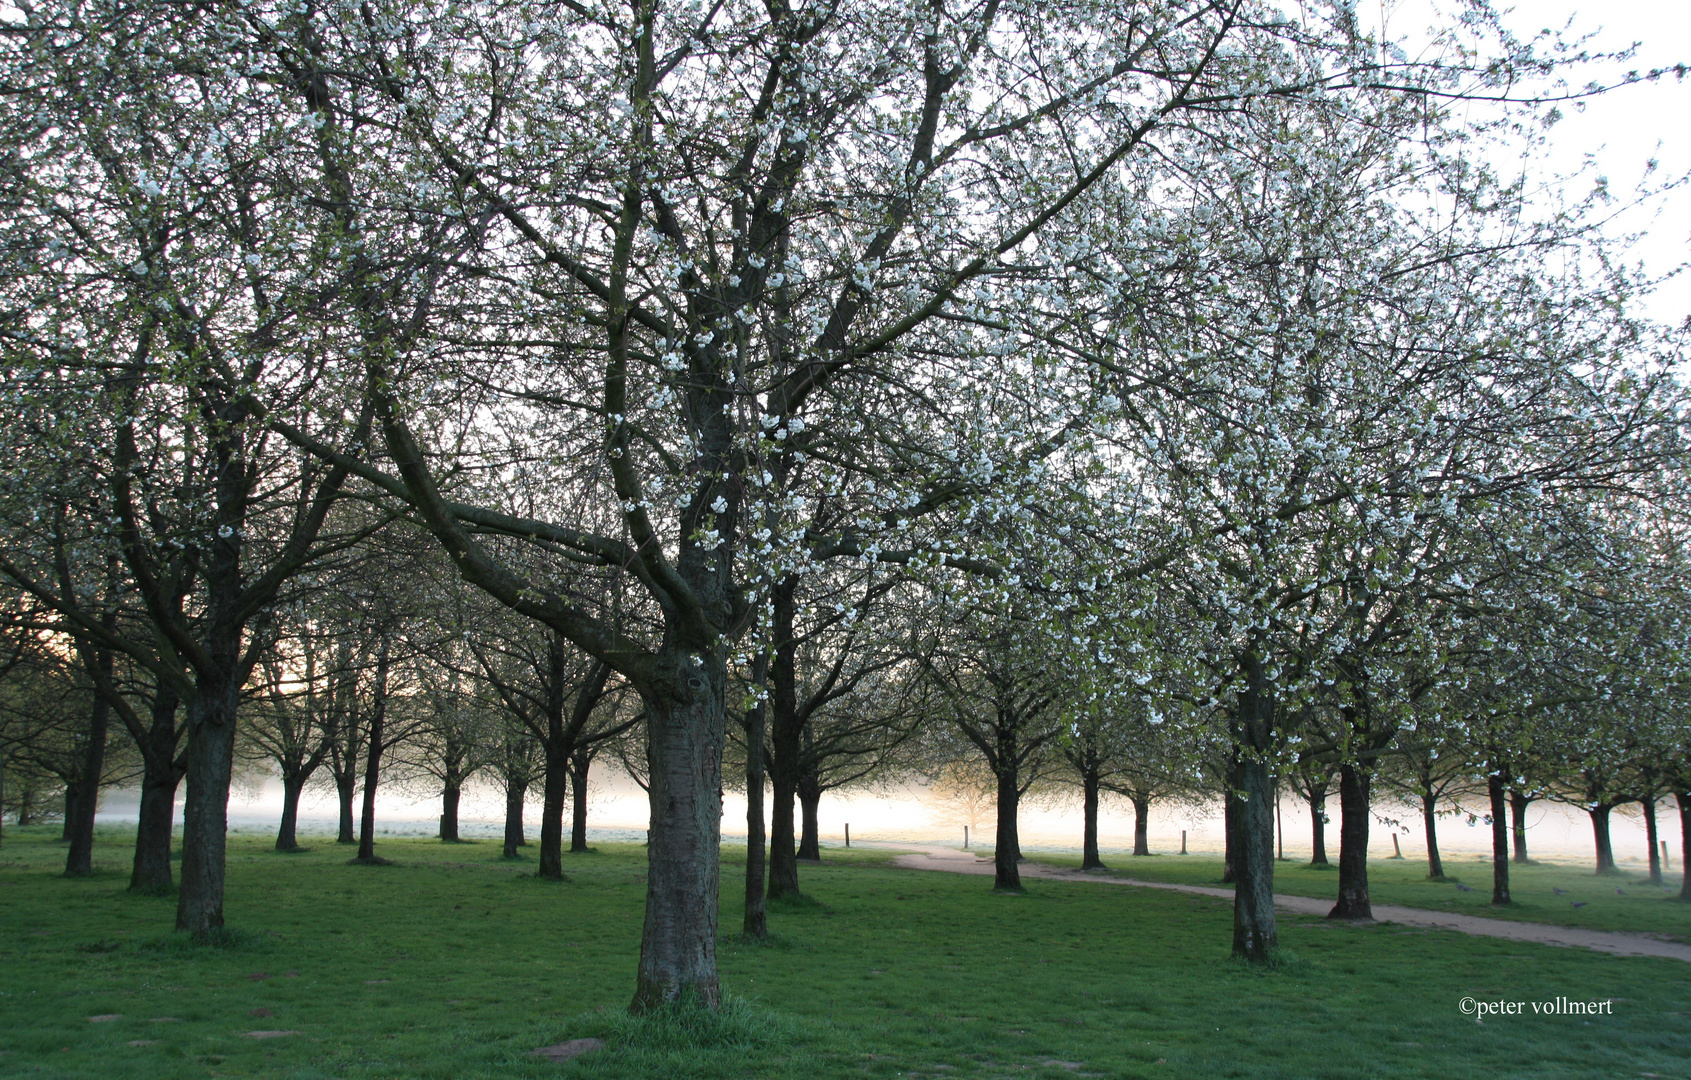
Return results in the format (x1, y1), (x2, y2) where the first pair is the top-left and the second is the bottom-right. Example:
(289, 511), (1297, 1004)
(0, 824), (1687, 1079)
(1023, 848), (1691, 942)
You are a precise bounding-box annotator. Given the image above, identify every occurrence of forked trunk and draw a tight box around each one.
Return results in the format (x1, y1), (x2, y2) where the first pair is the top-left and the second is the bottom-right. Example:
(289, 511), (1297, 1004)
(993, 760), (1022, 891)
(1079, 772), (1105, 870)
(1488, 774), (1511, 905)
(630, 662), (725, 1013)
(176, 677), (239, 937)
(1421, 792), (1444, 880)
(503, 776), (528, 858)
(1307, 775), (1329, 866)
(1131, 795), (1151, 857)
(1329, 763), (1372, 919)
(570, 751), (591, 853)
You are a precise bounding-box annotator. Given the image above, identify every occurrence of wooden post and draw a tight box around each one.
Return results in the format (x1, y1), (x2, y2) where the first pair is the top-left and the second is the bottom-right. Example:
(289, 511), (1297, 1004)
(1180, 829), (1187, 855)
(845, 823), (850, 848)
(964, 825), (969, 849)
(1663, 840), (1670, 868)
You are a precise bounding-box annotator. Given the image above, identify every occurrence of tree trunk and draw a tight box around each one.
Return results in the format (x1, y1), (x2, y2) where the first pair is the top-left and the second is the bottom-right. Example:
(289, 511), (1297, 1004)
(1421, 792), (1444, 880)
(993, 757), (1022, 891)
(765, 582), (802, 900)
(1230, 649), (1277, 962)
(276, 772), (305, 852)
(1488, 774), (1510, 905)
(1329, 763), (1372, 919)
(130, 684), (183, 894)
(1510, 789), (1530, 863)
(1220, 782), (1237, 884)
(176, 675), (239, 937)
(538, 748), (567, 880)
(570, 750), (591, 853)
(1307, 775), (1329, 867)
(335, 769), (357, 844)
(1079, 770), (1106, 870)
(353, 643), (389, 865)
(1589, 804), (1617, 874)
(1643, 795), (1662, 886)
(1678, 790), (1691, 902)
(502, 776), (528, 858)
(742, 653), (769, 938)
(64, 653), (114, 877)
(629, 661), (725, 1013)
(439, 783), (461, 842)
(1131, 794), (1151, 857)
(796, 771), (821, 861)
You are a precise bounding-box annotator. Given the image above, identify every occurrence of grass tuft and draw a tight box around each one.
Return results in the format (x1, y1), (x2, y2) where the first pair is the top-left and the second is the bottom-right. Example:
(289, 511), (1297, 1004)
(131, 925), (273, 955)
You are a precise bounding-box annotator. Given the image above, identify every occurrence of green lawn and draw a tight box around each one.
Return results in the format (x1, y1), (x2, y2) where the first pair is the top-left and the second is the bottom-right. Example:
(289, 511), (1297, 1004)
(1021, 848), (1691, 942)
(1, 826), (1688, 1079)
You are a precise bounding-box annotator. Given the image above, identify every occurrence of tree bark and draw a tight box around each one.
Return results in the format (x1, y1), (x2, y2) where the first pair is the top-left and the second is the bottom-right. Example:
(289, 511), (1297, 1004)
(353, 641), (390, 865)
(130, 684), (183, 893)
(1643, 795), (1662, 886)
(1510, 789), (1530, 863)
(1307, 774), (1329, 867)
(993, 755), (1022, 891)
(1678, 790), (1691, 902)
(765, 579), (802, 899)
(742, 654), (769, 938)
(176, 674), (239, 937)
(502, 776), (528, 858)
(1488, 774), (1510, 905)
(1589, 803), (1617, 874)
(439, 784), (462, 842)
(1079, 771), (1106, 870)
(1220, 780), (1238, 884)
(1420, 791), (1444, 880)
(1131, 794), (1151, 857)
(334, 769), (357, 844)
(538, 747), (567, 880)
(63, 669), (111, 877)
(796, 770), (821, 861)
(1230, 648), (1276, 962)
(1329, 763), (1372, 919)
(629, 662), (725, 1013)
(570, 750), (592, 853)
(276, 773), (305, 852)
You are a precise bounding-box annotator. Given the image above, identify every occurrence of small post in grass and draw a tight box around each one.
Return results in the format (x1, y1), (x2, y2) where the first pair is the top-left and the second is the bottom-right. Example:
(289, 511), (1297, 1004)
(1180, 830), (1187, 855)
(1664, 841), (1671, 868)
(964, 826), (969, 849)
(845, 823), (850, 848)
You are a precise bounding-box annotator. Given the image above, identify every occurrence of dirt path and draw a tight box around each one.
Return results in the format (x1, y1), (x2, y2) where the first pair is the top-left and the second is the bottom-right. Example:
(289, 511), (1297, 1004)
(881, 843), (1691, 964)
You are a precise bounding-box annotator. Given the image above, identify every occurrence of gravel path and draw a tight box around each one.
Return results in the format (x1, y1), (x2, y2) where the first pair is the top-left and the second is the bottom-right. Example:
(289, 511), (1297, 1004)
(882, 843), (1691, 963)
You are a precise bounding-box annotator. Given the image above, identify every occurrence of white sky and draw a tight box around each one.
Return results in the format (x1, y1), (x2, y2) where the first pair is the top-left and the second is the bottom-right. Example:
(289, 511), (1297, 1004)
(1381, 0), (1691, 327)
